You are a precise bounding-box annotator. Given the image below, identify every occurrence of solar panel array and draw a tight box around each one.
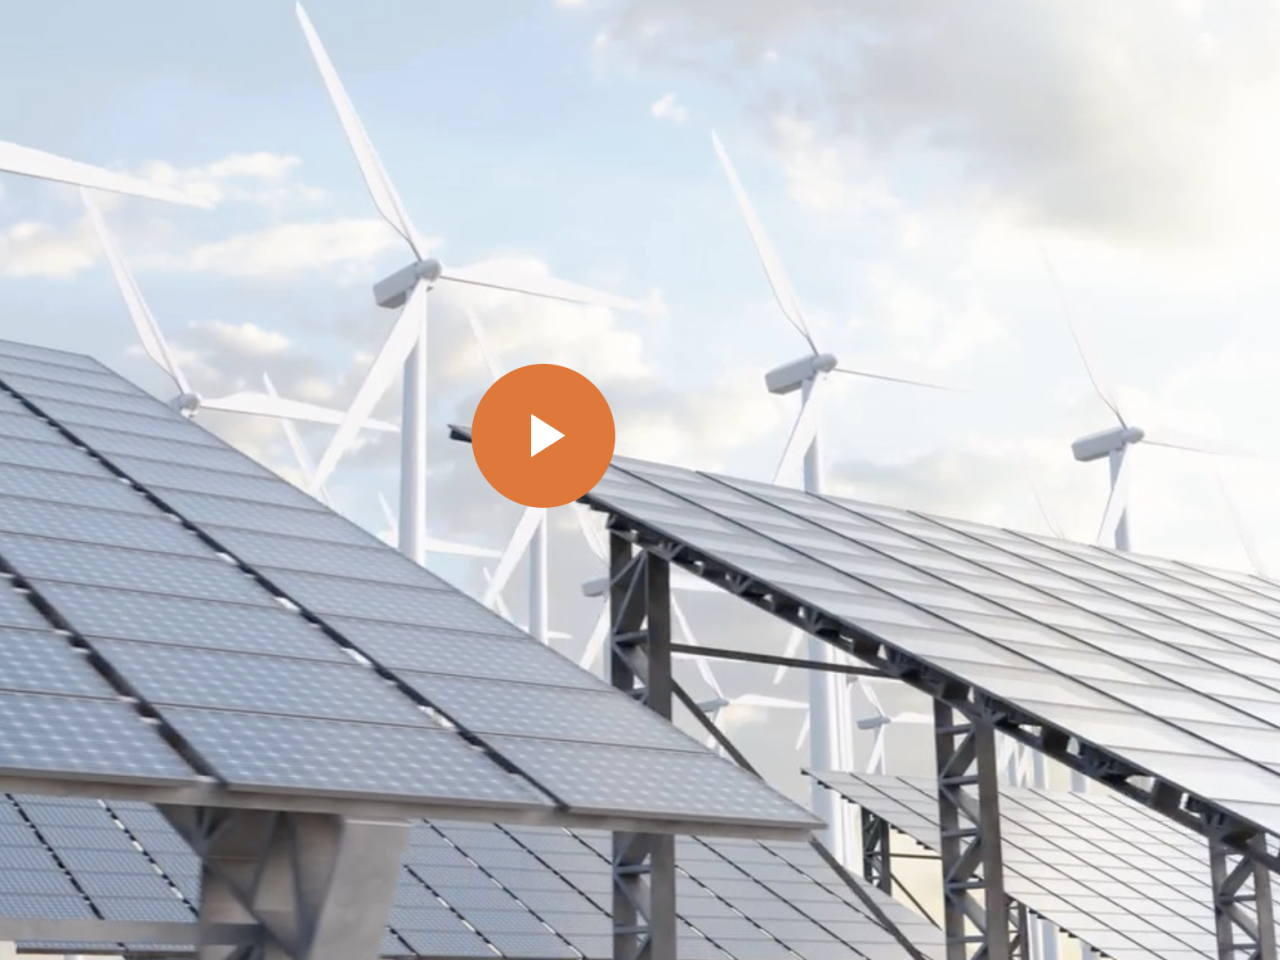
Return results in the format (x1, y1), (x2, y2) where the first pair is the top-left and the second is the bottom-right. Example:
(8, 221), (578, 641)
(0, 337), (815, 835)
(0, 793), (941, 959)
(581, 456), (1280, 843)
(817, 771), (1280, 960)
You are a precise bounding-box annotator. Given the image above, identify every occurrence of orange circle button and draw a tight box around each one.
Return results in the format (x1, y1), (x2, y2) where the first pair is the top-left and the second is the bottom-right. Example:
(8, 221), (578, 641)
(472, 364), (616, 508)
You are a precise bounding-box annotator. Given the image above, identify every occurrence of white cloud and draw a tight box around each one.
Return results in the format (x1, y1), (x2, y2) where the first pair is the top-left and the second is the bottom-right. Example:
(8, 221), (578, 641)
(594, 0), (1280, 247)
(149, 219), (406, 280)
(650, 92), (689, 123)
(0, 218), (94, 278)
(772, 114), (895, 215)
(131, 152), (326, 209)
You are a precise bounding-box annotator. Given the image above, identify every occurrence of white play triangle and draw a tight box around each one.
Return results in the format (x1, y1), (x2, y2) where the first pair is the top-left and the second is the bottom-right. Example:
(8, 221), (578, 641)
(530, 414), (564, 457)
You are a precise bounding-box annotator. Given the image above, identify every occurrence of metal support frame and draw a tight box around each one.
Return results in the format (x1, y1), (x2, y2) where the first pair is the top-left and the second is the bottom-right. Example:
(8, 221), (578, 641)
(861, 808), (892, 894)
(160, 806), (409, 960)
(608, 531), (678, 960)
(934, 699), (1011, 960)
(1208, 832), (1277, 960)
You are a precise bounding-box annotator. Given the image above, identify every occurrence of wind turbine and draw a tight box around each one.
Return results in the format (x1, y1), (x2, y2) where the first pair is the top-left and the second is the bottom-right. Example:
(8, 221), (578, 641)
(0, 139), (203, 207)
(711, 130), (957, 853)
(82, 190), (392, 433)
(1043, 247), (1257, 555)
(294, 2), (646, 572)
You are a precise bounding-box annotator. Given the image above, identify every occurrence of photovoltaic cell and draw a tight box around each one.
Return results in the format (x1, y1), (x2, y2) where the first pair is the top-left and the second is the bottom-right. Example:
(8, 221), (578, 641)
(582, 458), (1280, 841)
(0, 463), (153, 515)
(0, 338), (103, 370)
(29, 397), (227, 444)
(2, 343), (817, 836)
(0, 353), (143, 391)
(818, 772), (1274, 960)
(0, 692), (194, 785)
(0, 629), (117, 698)
(157, 707), (549, 809)
(0, 579), (50, 631)
(205, 524), (440, 587)
(0, 495), (209, 556)
(35, 582), (351, 662)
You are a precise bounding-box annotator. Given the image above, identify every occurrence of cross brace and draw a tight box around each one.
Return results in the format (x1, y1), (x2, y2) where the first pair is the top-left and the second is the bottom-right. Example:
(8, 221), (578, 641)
(1209, 832), (1277, 960)
(160, 806), (408, 960)
(934, 700), (1012, 960)
(608, 532), (678, 960)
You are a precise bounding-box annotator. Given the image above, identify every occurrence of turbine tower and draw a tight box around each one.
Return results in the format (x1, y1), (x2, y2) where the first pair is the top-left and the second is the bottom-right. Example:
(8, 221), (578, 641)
(711, 130), (956, 854)
(294, 2), (644, 578)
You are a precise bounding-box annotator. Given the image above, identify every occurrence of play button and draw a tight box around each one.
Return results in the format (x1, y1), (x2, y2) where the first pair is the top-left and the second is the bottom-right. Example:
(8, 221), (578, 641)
(471, 364), (616, 508)
(531, 415), (564, 458)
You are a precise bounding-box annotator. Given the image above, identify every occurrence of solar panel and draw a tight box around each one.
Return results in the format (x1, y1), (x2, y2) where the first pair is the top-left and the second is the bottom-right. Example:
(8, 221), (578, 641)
(819, 772), (1280, 960)
(581, 457), (1280, 843)
(0, 339), (816, 836)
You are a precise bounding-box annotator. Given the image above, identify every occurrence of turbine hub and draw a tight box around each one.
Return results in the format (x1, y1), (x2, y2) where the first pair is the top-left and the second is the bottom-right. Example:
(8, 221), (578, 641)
(765, 353), (839, 395)
(171, 392), (201, 418)
(1071, 424), (1143, 463)
(415, 258), (444, 284)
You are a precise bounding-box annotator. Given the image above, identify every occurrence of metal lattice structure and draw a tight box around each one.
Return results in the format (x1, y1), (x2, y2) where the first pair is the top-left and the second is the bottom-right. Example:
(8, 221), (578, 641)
(557, 453), (1280, 960)
(816, 771), (1280, 960)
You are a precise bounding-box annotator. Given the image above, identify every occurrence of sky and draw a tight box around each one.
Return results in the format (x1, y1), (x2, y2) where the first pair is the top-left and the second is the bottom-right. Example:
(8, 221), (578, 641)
(4, 0), (1280, 941)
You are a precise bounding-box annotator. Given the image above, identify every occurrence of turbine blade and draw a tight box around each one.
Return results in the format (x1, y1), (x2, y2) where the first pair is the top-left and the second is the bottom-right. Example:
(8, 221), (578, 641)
(736, 694), (806, 709)
(1096, 448), (1135, 547)
(833, 366), (963, 393)
(312, 280), (426, 490)
(1039, 241), (1125, 427)
(1029, 481), (1065, 539)
(794, 712), (810, 751)
(773, 382), (821, 486)
(263, 372), (326, 503)
(771, 626), (807, 684)
(671, 596), (724, 699)
(462, 306), (505, 381)
(1215, 470), (1268, 578)
(572, 502), (608, 562)
(484, 507), (544, 607)
(423, 538), (502, 559)
(1143, 426), (1267, 461)
(377, 491), (396, 530)
(866, 731), (887, 775)
(294, 2), (425, 256)
(710, 131), (817, 353)
(482, 567), (514, 621)
(443, 263), (644, 313)
(577, 606), (610, 672)
(81, 189), (190, 395)
(2, 140), (205, 207)
(201, 391), (398, 431)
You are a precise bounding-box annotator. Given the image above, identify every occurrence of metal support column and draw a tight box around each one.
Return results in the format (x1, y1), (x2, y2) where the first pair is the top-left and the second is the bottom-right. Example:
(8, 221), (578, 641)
(934, 699), (1012, 960)
(861, 807), (892, 894)
(608, 531), (678, 960)
(1208, 833), (1277, 960)
(1012, 905), (1031, 960)
(160, 806), (409, 960)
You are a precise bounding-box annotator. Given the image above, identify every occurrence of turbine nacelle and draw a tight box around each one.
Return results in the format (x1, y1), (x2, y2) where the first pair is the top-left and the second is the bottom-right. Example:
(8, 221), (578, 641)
(765, 353), (839, 396)
(581, 576), (607, 599)
(697, 697), (731, 714)
(373, 258), (445, 310)
(1071, 425), (1145, 463)
(170, 392), (201, 418)
(856, 715), (891, 731)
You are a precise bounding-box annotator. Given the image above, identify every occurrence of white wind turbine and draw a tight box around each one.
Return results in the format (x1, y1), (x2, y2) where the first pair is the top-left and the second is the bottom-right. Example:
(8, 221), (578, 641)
(83, 191), (393, 433)
(711, 130), (958, 853)
(294, 2), (646, 574)
(0, 139), (202, 208)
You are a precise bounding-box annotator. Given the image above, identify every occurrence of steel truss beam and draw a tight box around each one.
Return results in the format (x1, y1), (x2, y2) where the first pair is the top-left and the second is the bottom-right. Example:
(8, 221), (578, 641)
(669, 642), (886, 678)
(1208, 832), (1277, 960)
(608, 532), (678, 960)
(933, 700), (1012, 960)
(600, 513), (1280, 872)
(160, 805), (408, 960)
(861, 808), (892, 894)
